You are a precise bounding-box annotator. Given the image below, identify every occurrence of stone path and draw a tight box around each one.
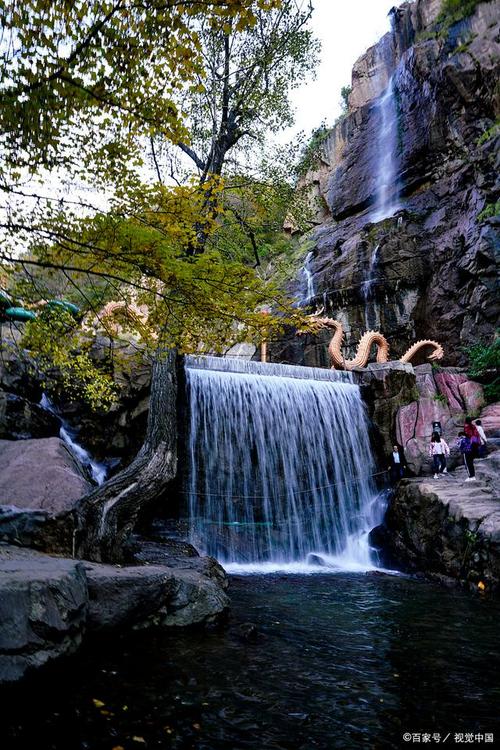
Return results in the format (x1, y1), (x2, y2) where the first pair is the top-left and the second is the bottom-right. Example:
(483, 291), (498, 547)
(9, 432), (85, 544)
(418, 450), (500, 536)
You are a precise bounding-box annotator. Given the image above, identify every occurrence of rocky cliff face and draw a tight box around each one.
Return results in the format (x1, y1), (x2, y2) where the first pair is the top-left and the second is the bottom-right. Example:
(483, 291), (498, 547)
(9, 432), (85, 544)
(290, 0), (499, 365)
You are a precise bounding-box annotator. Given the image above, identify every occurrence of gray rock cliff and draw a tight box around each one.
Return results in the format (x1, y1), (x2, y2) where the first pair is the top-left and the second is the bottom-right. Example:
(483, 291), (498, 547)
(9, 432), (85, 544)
(290, 0), (499, 365)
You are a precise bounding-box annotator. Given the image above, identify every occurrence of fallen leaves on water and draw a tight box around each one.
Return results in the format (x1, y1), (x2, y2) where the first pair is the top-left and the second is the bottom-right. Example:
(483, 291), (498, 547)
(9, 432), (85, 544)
(92, 699), (105, 708)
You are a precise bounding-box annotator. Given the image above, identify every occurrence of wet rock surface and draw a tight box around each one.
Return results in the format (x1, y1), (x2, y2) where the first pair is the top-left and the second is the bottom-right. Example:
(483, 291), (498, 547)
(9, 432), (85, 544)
(0, 328), (152, 469)
(56, 338), (152, 466)
(0, 545), (229, 684)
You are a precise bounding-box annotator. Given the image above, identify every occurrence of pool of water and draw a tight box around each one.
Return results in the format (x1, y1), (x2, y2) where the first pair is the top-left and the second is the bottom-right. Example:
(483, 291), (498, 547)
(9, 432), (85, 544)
(4, 573), (500, 749)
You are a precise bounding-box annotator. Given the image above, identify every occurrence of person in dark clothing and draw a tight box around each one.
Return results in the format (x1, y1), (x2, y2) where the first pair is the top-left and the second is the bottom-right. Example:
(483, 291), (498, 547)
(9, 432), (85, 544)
(388, 443), (407, 483)
(457, 431), (476, 481)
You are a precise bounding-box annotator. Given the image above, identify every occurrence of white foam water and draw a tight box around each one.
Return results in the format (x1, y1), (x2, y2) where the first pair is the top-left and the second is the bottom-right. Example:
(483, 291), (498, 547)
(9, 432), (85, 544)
(40, 393), (107, 485)
(299, 251), (315, 306)
(370, 74), (401, 222)
(185, 359), (387, 573)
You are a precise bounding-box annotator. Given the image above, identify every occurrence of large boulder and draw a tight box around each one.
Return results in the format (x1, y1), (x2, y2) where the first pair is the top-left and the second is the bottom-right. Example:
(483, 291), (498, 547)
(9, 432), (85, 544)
(434, 372), (469, 414)
(0, 437), (91, 512)
(0, 545), (230, 684)
(84, 554), (229, 631)
(459, 380), (486, 415)
(0, 547), (88, 683)
(0, 390), (60, 440)
(83, 563), (177, 631)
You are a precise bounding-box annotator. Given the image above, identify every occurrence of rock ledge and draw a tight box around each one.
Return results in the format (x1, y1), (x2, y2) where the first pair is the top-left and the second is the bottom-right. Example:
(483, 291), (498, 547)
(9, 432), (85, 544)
(0, 545), (229, 684)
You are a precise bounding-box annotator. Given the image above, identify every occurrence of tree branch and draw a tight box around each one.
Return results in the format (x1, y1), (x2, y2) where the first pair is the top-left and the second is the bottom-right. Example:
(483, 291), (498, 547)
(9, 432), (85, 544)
(177, 141), (206, 172)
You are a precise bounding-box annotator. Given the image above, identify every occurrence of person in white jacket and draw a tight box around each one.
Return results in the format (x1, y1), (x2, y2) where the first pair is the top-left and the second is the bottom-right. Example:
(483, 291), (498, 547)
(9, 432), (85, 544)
(475, 419), (488, 457)
(429, 432), (450, 478)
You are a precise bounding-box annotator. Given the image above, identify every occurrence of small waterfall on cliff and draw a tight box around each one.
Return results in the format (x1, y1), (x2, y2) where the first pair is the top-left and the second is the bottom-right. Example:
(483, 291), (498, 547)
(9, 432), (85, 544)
(299, 251), (315, 306)
(362, 244), (380, 329)
(40, 394), (107, 485)
(185, 356), (386, 573)
(371, 74), (401, 222)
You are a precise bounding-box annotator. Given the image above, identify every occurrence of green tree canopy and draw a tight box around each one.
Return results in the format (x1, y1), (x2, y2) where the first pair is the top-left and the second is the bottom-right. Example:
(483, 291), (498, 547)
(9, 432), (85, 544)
(0, 0), (319, 406)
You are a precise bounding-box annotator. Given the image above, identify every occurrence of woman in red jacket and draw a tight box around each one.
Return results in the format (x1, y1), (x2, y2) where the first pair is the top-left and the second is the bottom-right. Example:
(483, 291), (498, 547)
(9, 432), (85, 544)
(464, 416), (481, 457)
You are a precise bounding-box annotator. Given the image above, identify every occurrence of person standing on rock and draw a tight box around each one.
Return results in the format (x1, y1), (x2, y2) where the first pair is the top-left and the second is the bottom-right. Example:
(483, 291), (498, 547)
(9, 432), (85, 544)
(457, 432), (476, 482)
(388, 444), (407, 483)
(464, 416), (481, 457)
(429, 432), (450, 479)
(474, 419), (488, 458)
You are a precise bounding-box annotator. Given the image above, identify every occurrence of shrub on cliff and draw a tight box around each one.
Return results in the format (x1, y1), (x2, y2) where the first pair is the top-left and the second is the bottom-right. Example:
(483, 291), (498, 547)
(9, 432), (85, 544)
(438, 0), (492, 27)
(464, 337), (500, 403)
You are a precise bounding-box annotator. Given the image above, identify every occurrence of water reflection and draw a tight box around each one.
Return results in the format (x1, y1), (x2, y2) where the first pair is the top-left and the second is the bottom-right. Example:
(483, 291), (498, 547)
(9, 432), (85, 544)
(3, 574), (500, 749)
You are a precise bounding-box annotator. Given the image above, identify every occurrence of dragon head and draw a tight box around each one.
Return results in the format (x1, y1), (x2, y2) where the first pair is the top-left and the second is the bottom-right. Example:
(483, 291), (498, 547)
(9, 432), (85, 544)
(428, 342), (444, 361)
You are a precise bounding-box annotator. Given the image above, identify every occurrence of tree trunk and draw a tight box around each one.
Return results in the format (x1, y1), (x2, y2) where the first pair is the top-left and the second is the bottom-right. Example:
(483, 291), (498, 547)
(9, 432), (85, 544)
(74, 349), (178, 562)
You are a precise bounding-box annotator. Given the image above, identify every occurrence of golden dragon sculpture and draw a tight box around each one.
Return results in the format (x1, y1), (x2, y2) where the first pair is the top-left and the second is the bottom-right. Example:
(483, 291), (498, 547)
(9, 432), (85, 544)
(309, 313), (444, 370)
(85, 301), (156, 338)
(91, 304), (444, 371)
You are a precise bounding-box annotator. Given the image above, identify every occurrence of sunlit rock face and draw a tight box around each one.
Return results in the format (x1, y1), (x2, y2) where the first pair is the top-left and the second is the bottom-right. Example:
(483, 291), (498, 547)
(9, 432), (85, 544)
(291, 0), (499, 366)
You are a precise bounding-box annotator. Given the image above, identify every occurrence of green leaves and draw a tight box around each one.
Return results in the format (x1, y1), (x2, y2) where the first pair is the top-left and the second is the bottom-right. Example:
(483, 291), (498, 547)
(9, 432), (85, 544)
(464, 337), (500, 404)
(0, 1), (283, 181)
(0, 0), (320, 407)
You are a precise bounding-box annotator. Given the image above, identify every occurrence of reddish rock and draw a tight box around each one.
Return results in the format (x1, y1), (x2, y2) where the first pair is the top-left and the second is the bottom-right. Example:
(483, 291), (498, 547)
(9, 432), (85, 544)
(414, 397), (451, 439)
(479, 402), (500, 437)
(458, 381), (485, 415)
(416, 372), (438, 399)
(434, 372), (468, 414)
(396, 401), (418, 446)
(404, 438), (425, 475)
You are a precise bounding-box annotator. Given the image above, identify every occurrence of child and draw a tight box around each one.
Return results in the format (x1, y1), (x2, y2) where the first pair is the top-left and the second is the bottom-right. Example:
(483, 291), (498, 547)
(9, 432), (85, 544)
(429, 432), (450, 479)
(456, 431), (476, 482)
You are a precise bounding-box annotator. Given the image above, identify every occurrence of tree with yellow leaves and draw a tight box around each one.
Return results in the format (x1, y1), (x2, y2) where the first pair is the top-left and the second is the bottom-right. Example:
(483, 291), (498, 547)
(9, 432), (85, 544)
(0, 0), (319, 560)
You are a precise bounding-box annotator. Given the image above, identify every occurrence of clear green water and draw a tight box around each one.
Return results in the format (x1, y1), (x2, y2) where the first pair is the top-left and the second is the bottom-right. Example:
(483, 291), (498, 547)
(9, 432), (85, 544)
(4, 573), (500, 749)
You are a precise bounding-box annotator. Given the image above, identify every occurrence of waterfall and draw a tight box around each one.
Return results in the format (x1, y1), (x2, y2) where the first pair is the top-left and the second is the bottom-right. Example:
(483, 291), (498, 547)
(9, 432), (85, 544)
(298, 251), (315, 306)
(370, 74), (401, 222)
(40, 394), (107, 485)
(185, 357), (386, 573)
(185, 354), (353, 383)
(362, 244), (380, 329)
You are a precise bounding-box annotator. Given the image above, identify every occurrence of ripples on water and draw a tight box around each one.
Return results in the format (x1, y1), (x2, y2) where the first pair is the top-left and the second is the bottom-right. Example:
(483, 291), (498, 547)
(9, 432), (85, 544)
(4, 574), (500, 750)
